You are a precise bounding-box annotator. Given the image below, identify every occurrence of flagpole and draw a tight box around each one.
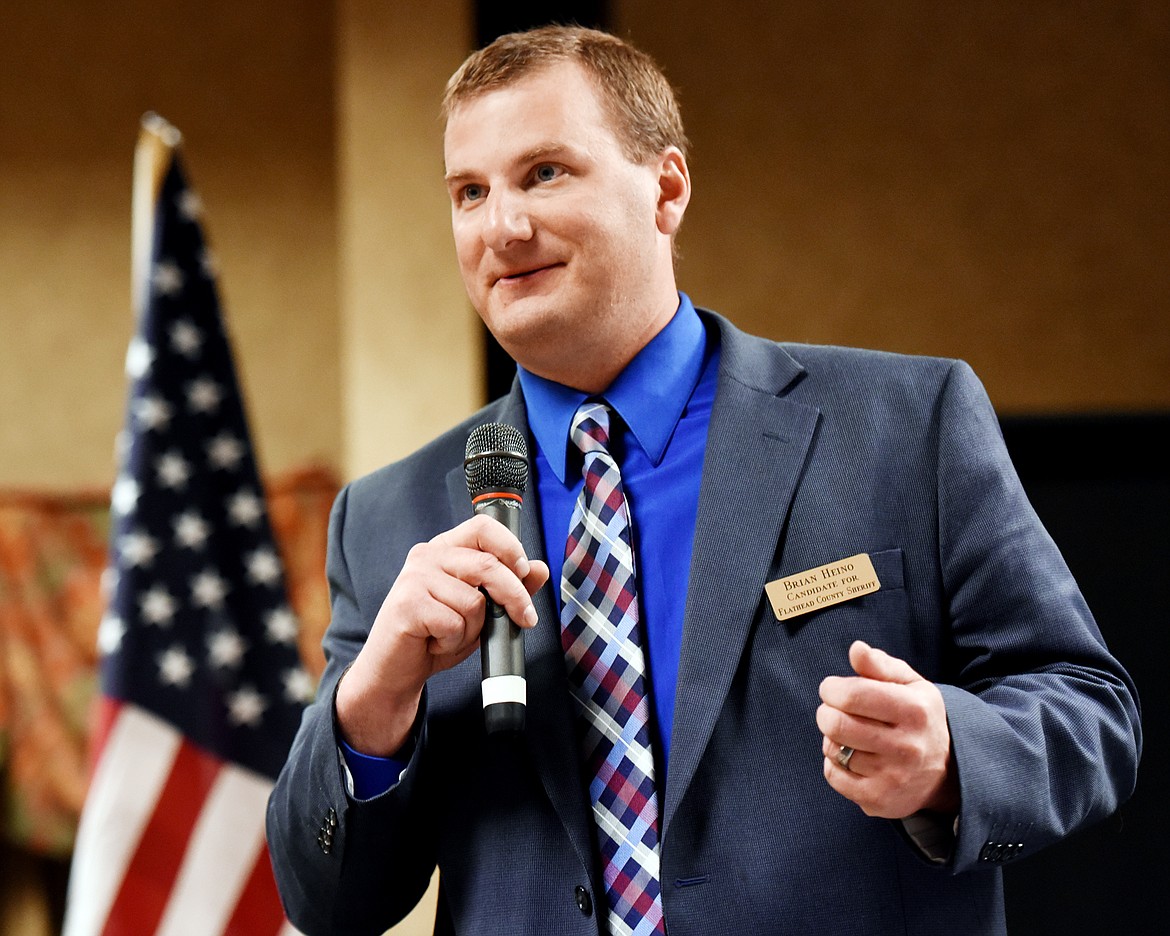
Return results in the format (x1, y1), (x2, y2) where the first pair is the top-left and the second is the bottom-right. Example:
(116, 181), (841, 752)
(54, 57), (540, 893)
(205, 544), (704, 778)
(132, 113), (180, 320)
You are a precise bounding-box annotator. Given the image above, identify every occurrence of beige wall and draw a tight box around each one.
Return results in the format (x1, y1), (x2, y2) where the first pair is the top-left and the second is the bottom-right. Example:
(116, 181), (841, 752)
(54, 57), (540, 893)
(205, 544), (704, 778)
(337, 0), (481, 480)
(618, 0), (1169, 413)
(0, 0), (342, 490)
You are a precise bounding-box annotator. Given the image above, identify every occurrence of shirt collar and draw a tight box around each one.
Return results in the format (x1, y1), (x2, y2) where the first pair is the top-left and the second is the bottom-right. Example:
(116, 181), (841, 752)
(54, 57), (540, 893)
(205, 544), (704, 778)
(518, 292), (706, 483)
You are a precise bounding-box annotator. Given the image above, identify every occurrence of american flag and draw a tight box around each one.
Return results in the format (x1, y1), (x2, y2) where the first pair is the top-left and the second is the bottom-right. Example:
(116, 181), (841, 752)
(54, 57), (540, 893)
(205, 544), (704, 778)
(63, 115), (308, 936)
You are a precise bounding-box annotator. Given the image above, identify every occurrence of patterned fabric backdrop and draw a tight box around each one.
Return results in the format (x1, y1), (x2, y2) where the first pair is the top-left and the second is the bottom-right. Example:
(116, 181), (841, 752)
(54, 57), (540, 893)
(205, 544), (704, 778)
(0, 465), (337, 857)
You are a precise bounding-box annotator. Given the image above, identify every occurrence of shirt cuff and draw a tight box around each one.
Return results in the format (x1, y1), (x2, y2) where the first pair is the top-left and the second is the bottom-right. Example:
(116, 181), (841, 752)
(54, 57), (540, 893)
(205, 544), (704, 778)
(338, 739), (410, 801)
(900, 810), (960, 865)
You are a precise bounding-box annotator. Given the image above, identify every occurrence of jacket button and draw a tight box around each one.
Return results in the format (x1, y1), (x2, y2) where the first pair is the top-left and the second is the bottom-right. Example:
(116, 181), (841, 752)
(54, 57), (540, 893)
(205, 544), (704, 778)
(574, 885), (592, 916)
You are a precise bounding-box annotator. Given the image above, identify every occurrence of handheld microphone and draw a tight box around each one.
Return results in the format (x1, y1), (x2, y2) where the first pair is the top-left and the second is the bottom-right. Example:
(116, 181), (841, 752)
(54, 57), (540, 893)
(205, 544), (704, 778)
(464, 422), (528, 734)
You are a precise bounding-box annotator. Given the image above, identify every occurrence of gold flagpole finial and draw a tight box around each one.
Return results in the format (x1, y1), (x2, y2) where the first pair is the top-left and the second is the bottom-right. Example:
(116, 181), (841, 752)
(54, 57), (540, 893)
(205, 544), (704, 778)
(132, 113), (182, 318)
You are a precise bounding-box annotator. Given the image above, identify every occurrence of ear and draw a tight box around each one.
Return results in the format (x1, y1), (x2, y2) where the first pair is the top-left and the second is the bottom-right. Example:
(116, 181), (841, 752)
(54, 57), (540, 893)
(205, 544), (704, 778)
(654, 147), (691, 236)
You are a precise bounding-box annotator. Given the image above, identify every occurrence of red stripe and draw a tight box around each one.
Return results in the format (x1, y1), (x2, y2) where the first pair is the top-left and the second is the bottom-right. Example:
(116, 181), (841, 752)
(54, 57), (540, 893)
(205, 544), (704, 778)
(101, 737), (223, 935)
(89, 696), (124, 773)
(223, 846), (288, 935)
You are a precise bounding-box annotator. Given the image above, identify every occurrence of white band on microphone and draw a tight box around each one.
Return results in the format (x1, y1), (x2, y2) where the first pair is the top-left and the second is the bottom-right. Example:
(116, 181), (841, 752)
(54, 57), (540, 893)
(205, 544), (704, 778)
(482, 675), (526, 708)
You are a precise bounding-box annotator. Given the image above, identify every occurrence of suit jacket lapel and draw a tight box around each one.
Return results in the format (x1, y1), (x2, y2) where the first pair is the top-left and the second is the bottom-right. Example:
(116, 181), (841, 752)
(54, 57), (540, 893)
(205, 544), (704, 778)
(663, 316), (819, 837)
(444, 387), (597, 878)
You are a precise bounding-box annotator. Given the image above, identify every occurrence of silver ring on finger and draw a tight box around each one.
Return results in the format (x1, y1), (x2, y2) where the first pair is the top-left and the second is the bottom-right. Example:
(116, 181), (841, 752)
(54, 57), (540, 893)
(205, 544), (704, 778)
(836, 744), (856, 771)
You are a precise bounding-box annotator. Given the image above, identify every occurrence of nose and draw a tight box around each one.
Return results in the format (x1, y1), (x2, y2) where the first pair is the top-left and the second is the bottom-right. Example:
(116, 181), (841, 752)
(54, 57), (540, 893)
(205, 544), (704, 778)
(482, 189), (533, 251)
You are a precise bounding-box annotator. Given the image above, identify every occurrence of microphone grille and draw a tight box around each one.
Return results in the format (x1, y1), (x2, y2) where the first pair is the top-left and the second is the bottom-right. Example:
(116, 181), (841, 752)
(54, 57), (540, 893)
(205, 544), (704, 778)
(465, 422), (528, 499)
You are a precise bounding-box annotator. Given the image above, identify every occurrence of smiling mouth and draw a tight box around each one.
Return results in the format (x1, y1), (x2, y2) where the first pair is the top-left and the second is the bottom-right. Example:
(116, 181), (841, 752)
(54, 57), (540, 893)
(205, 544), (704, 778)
(496, 262), (564, 285)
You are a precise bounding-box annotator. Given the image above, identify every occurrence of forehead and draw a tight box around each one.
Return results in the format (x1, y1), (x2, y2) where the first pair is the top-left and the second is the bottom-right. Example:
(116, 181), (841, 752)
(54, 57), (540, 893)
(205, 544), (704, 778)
(443, 61), (621, 169)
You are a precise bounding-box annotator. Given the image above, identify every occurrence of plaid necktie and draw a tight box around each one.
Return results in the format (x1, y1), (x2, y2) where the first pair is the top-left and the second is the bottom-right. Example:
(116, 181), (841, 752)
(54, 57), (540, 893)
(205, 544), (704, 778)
(561, 400), (666, 936)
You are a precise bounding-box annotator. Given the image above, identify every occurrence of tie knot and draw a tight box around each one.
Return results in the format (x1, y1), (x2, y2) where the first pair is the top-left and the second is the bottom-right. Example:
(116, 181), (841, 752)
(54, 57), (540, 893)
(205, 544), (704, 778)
(569, 400), (613, 458)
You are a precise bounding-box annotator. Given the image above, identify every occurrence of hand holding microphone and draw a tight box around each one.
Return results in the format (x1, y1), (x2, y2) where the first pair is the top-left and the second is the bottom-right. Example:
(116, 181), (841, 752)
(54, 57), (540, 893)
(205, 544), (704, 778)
(334, 424), (546, 756)
(464, 422), (534, 733)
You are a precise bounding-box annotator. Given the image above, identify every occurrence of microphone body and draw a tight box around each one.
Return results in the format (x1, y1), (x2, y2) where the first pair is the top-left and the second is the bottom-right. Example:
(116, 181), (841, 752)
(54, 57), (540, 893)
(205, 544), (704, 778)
(464, 423), (528, 734)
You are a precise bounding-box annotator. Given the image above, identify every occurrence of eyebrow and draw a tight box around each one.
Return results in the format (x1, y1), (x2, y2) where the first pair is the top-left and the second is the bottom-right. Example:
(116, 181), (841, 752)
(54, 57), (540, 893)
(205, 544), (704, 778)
(444, 142), (579, 187)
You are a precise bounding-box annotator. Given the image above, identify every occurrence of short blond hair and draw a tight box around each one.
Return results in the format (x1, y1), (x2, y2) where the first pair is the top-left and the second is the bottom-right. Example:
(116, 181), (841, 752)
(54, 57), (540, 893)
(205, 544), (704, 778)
(443, 25), (689, 165)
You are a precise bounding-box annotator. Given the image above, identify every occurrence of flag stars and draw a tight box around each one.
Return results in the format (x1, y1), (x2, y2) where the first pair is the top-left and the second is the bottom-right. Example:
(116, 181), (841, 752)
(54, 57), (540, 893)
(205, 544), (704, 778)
(191, 570), (229, 610)
(208, 432), (245, 471)
(97, 612), (126, 655)
(265, 607), (298, 644)
(134, 394), (173, 432)
(170, 319), (202, 358)
(111, 476), (141, 518)
(125, 336), (154, 379)
(158, 645), (196, 688)
(140, 585), (177, 626)
(187, 377), (222, 414)
(227, 685), (267, 728)
(208, 628), (248, 670)
(156, 451), (191, 489)
(119, 530), (159, 569)
(283, 668), (316, 704)
(152, 260), (184, 297)
(228, 489), (264, 528)
(100, 566), (119, 602)
(201, 249), (218, 279)
(177, 188), (203, 221)
(246, 547), (282, 587)
(174, 510), (210, 549)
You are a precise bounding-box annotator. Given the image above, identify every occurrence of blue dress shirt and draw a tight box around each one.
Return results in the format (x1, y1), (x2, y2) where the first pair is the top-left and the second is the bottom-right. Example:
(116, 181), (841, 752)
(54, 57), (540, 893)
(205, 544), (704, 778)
(343, 293), (719, 798)
(518, 292), (718, 774)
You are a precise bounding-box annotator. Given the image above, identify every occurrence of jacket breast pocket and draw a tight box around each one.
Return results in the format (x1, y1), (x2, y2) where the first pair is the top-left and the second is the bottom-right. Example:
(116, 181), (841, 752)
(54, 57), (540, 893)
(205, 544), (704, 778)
(775, 546), (907, 640)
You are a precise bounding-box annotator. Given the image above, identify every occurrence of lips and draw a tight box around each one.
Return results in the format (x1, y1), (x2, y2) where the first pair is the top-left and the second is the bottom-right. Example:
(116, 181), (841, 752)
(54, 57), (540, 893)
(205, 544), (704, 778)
(494, 261), (564, 286)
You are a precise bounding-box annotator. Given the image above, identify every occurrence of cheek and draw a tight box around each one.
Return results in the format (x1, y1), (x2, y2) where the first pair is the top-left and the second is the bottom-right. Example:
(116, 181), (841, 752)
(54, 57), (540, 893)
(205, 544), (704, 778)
(451, 227), (482, 277)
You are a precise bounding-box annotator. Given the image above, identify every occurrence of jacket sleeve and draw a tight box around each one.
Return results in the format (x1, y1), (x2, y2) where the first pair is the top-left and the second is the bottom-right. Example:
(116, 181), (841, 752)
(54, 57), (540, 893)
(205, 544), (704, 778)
(265, 484), (438, 936)
(930, 360), (1141, 873)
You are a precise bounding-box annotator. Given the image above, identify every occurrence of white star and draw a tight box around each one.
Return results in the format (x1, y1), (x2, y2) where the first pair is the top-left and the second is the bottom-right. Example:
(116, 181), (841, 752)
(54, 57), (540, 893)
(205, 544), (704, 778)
(228, 489), (264, 527)
(125, 336), (154, 379)
(119, 530), (158, 568)
(100, 566), (119, 601)
(97, 612), (126, 655)
(265, 607), (299, 644)
(187, 377), (222, 414)
(174, 510), (210, 549)
(152, 260), (184, 297)
(208, 628), (248, 669)
(207, 433), (245, 471)
(177, 189), (203, 221)
(246, 547), (282, 587)
(158, 645), (196, 688)
(134, 394), (173, 432)
(156, 451), (191, 489)
(227, 685), (267, 728)
(191, 569), (228, 610)
(201, 249), (218, 278)
(170, 319), (202, 358)
(140, 585), (177, 626)
(283, 667), (316, 704)
(111, 476), (140, 517)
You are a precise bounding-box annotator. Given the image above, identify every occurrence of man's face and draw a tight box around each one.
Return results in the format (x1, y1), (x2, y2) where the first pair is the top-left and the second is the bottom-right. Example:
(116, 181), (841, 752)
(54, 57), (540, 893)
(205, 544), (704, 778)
(444, 61), (682, 391)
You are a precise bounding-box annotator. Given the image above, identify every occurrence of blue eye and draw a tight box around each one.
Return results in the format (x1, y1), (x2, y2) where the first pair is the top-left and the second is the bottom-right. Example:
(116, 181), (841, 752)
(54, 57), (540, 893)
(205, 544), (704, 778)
(534, 165), (559, 183)
(463, 184), (485, 202)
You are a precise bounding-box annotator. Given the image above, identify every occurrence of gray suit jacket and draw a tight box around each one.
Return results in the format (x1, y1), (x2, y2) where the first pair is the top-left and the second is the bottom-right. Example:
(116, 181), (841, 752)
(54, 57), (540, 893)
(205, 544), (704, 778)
(267, 310), (1140, 935)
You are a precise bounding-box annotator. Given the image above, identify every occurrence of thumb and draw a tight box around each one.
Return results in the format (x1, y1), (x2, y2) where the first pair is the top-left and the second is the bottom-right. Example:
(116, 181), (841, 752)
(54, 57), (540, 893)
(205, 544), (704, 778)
(849, 639), (923, 685)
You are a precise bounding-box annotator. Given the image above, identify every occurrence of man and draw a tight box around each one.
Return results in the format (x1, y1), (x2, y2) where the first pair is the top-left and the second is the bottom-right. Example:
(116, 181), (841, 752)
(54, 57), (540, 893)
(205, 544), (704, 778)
(267, 26), (1140, 936)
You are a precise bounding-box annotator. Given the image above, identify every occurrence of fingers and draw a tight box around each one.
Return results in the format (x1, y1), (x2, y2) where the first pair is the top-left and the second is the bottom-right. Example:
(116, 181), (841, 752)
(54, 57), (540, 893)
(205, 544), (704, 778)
(819, 641), (930, 725)
(848, 639), (923, 684)
(425, 514), (544, 631)
(817, 641), (956, 818)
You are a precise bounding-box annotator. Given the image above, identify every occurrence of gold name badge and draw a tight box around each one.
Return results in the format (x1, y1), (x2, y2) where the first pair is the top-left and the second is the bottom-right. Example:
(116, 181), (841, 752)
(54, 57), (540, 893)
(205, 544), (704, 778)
(765, 553), (881, 622)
